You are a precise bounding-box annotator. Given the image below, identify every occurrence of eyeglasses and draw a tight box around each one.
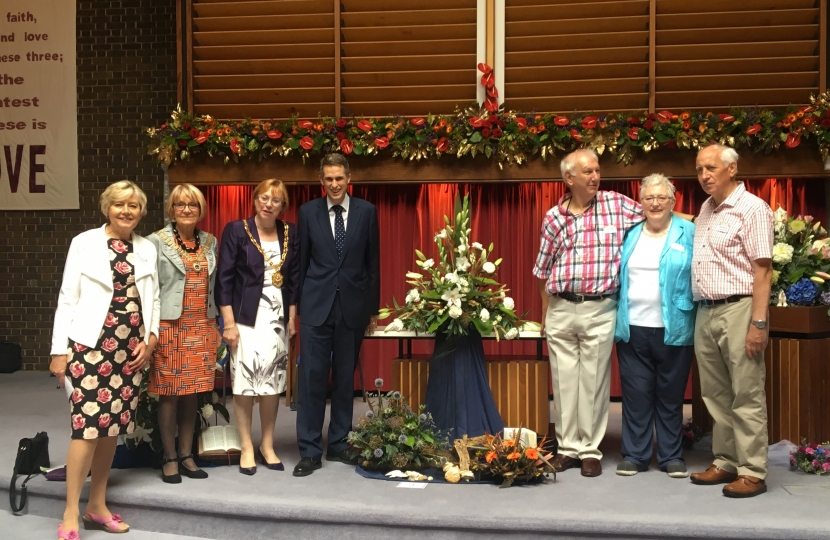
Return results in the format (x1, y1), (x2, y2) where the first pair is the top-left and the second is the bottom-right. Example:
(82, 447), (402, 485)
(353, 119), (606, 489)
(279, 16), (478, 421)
(257, 195), (285, 206)
(173, 202), (200, 211)
(642, 195), (674, 204)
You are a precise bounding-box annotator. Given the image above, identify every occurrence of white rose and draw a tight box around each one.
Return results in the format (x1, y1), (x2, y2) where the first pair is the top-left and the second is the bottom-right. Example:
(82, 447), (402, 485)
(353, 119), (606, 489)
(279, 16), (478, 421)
(83, 427), (99, 439)
(110, 399), (123, 414)
(422, 258), (434, 269)
(505, 328), (519, 340)
(115, 325), (131, 340)
(201, 404), (214, 417)
(448, 305), (463, 319)
(472, 242), (482, 250)
(114, 350), (127, 364)
(455, 256), (470, 272)
(482, 262), (496, 274)
(108, 425), (121, 437)
(405, 288), (420, 304)
(132, 373), (143, 387)
(480, 308), (490, 322)
(125, 301), (139, 313)
(81, 402), (100, 417)
(385, 318), (404, 332)
(109, 374), (123, 389)
(81, 375), (99, 390)
(771, 243), (794, 264)
(503, 296), (515, 310)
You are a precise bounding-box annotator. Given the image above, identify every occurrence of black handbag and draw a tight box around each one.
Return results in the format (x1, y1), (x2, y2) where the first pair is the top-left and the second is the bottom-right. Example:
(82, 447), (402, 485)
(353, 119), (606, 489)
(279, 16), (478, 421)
(9, 432), (50, 513)
(0, 341), (22, 373)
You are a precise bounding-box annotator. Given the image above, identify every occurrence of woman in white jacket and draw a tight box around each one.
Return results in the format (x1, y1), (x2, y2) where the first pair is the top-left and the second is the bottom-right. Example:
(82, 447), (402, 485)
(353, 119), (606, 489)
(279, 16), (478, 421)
(50, 180), (160, 540)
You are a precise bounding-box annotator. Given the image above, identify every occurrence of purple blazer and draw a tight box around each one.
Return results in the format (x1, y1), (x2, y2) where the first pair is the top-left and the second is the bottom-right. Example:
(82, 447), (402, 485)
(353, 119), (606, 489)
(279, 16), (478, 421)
(215, 216), (299, 328)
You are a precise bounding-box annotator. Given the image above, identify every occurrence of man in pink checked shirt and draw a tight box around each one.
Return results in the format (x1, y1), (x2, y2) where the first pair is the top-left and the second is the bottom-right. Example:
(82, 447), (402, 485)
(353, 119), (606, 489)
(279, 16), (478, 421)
(533, 149), (645, 478)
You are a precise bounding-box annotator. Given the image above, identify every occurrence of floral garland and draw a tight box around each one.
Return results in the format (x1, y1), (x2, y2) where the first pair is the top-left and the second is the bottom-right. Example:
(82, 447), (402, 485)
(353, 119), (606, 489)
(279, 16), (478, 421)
(145, 84), (830, 169)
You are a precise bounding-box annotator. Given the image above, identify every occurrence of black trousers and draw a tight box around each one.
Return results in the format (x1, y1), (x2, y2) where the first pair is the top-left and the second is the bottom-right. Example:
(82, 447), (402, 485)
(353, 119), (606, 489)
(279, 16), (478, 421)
(296, 293), (364, 460)
(616, 326), (693, 468)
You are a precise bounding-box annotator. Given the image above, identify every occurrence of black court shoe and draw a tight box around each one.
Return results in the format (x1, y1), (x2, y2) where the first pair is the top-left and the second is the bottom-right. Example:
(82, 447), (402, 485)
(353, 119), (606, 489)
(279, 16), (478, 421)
(178, 455), (208, 479)
(257, 449), (285, 471)
(161, 457), (182, 484)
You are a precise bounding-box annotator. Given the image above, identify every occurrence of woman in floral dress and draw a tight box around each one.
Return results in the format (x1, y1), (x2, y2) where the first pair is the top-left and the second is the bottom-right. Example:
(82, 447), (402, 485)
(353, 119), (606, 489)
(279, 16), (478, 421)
(50, 181), (160, 540)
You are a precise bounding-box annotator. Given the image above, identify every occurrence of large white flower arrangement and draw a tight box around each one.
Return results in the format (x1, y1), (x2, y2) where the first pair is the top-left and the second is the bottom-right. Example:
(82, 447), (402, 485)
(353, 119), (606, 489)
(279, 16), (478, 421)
(379, 196), (523, 339)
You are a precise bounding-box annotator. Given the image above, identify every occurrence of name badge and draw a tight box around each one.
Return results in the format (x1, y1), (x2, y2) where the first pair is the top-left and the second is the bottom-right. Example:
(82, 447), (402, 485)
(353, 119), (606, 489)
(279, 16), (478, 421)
(602, 226), (616, 235)
(715, 224), (730, 233)
(670, 242), (685, 252)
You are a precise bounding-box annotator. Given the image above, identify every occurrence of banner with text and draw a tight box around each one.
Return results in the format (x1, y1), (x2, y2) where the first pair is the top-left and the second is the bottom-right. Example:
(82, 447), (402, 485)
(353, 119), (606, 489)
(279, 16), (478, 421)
(0, 1), (78, 210)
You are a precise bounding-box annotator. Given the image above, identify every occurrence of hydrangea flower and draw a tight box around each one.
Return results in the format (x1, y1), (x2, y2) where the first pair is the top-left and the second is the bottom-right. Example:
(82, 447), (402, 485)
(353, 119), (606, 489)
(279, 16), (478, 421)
(785, 278), (819, 306)
(373, 448), (384, 458)
(820, 291), (830, 305)
(398, 434), (408, 443)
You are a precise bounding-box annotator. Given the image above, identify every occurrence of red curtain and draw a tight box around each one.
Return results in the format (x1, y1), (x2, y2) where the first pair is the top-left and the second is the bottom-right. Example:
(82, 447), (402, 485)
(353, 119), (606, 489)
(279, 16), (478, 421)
(201, 178), (826, 396)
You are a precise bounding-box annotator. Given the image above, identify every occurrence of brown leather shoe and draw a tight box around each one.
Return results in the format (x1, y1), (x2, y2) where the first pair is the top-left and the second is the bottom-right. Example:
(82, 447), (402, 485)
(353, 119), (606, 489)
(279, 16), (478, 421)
(551, 454), (581, 472)
(690, 464), (738, 485)
(581, 458), (602, 477)
(723, 475), (767, 498)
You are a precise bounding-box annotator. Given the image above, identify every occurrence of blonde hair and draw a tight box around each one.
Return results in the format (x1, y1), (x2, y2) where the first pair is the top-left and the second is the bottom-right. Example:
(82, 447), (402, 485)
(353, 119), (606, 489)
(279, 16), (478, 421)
(167, 183), (207, 222)
(252, 178), (289, 215)
(100, 180), (148, 217)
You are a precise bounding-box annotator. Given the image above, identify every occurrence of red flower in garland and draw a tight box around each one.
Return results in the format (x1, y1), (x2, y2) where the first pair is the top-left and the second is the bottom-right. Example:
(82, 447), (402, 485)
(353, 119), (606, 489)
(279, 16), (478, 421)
(182, 122), (191, 130)
(785, 132), (801, 148)
(410, 118), (426, 127)
(643, 119), (654, 130)
(491, 127), (503, 138)
(803, 116), (814, 126)
(436, 137), (449, 152)
(582, 116), (598, 129)
(627, 116), (641, 126)
(297, 120), (313, 130)
(821, 118), (830, 128)
(656, 111), (674, 123)
(358, 120), (373, 131)
(470, 117), (489, 129)
(266, 129), (282, 139)
(374, 136), (389, 149)
(196, 134), (208, 144)
(570, 128), (582, 142)
(718, 113), (735, 122)
(340, 139), (354, 154)
(745, 124), (761, 135)
(554, 116), (569, 127)
(335, 132), (345, 141)
(627, 127), (639, 140)
(189, 128), (199, 138)
(482, 127), (491, 138)
(515, 117), (527, 131)
(230, 138), (241, 154)
(178, 139), (187, 147)
(299, 136), (314, 150)
(336, 119), (347, 129)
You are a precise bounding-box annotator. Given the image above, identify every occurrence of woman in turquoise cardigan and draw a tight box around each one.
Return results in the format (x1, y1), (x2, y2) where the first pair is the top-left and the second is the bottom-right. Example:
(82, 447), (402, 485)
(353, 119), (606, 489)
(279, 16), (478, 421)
(614, 173), (696, 479)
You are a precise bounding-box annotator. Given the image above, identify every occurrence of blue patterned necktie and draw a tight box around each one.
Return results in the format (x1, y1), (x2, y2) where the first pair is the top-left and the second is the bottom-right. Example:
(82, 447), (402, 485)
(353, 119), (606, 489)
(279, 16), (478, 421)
(333, 205), (345, 258)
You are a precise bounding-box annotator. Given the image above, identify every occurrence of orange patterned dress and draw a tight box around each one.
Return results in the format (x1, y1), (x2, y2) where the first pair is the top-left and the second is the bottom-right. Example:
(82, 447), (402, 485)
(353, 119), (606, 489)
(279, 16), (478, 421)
(149, 240), (217, 395)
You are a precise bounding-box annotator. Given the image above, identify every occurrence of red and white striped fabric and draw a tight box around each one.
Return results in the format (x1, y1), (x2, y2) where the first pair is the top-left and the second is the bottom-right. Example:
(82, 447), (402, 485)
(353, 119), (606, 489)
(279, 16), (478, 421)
(691, 182), (773, 301)
(533, 191), (643, 295)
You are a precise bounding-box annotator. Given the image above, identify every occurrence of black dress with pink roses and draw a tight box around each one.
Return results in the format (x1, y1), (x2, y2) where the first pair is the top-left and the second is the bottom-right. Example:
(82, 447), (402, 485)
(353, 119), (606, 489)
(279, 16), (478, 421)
(66, 238), (146, 440)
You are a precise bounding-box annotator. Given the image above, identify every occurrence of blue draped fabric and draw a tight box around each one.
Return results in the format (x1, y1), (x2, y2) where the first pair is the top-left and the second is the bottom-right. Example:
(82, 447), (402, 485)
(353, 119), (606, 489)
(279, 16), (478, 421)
(424, 331), (505, 441)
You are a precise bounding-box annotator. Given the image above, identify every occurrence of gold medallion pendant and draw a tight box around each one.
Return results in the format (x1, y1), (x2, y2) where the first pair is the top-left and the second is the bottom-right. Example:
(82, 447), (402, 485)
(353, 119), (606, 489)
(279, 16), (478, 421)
(193, 262), (202, 272)
(272, 271), (283, 288)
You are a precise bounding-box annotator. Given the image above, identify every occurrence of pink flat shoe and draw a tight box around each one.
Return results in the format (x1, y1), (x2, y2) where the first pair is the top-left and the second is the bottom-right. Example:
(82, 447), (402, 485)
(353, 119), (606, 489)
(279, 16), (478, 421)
(82, 511), (129, 533)
(57, 523), (80, 540)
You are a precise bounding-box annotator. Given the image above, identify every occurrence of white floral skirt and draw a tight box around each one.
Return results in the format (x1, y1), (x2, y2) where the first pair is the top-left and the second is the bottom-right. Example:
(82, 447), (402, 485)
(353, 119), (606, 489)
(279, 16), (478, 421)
(231, 285), (288, 396)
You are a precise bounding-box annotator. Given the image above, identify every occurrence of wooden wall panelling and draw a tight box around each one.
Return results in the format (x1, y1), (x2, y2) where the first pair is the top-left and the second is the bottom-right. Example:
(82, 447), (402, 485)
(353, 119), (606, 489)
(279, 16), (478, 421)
(654, 0), (820, 110)
(389, 355), (550, 435)
(338, 0), (477, 117)
(503, 0), (650, 113)
(190, 0), (336, 119)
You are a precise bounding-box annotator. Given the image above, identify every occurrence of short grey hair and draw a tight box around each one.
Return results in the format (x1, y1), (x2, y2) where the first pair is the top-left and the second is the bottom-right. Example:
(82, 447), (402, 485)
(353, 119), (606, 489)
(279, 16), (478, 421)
(640, 173), (676, 199)
(560, 149), (599, 178)
(100, 180), (148, 217)
(699, 144), (739, 167)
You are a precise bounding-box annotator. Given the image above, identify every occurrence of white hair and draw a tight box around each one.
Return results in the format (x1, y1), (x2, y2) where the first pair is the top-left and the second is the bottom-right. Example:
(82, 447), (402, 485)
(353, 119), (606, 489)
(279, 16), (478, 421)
(640, 173), (676, 199)
(699, 144), (739, 167)
(560, 149), (599, 178)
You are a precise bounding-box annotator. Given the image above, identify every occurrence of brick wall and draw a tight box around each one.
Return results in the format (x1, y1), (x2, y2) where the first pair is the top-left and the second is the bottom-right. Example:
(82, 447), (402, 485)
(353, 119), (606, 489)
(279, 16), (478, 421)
(0, 1), (177, 370)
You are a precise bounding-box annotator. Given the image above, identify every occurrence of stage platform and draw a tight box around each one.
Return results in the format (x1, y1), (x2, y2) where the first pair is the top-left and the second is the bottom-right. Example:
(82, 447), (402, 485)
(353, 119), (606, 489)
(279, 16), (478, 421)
(2, 371), (828, 540)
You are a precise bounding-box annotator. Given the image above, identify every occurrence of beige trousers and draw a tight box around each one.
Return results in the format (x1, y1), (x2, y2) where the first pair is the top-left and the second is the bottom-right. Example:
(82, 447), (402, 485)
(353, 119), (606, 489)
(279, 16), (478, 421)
(545, 295), (616, 460)
(694, 297), (768, 479)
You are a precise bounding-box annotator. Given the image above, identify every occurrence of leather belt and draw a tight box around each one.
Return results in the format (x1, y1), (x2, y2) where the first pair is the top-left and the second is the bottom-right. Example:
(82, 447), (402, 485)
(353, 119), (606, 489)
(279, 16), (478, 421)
(699, 294), (750, 307)
(556, 292), (616, 303)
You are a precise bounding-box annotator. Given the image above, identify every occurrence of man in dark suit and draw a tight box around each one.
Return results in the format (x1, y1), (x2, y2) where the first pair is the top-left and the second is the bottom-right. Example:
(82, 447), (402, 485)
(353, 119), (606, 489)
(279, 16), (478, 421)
(293, 153), (380, 476)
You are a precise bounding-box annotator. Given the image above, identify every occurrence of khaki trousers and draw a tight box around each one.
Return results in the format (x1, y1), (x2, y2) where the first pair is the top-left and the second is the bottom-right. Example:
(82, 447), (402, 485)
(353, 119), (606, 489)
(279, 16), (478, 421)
(545, 295), (616, 460)
(694, 297), (768, 479)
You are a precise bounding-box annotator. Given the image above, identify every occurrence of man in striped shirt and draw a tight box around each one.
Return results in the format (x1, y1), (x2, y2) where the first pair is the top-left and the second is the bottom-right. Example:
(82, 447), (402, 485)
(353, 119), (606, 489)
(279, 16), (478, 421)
(689, 144), (773, 498)
(533, 149), (644, 477)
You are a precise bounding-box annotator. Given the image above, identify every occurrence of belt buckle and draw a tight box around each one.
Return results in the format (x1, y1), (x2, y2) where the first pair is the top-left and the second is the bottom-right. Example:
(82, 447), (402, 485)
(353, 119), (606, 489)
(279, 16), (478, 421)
(572, 293), (585, 303)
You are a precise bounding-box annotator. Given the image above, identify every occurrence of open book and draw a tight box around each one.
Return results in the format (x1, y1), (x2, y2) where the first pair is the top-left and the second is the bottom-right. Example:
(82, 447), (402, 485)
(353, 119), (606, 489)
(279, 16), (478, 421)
(197, 425), (242, 465)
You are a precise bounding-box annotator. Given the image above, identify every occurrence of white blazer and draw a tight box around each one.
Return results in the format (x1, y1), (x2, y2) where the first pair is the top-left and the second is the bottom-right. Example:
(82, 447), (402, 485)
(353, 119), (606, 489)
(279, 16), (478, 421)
(51, 225), (160, 355)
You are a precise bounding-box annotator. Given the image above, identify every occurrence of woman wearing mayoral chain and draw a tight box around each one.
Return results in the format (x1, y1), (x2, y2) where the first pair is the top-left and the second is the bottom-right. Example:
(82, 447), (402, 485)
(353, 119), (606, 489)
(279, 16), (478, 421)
(147, 184), (219, 484)
(216, 178), (299, 474)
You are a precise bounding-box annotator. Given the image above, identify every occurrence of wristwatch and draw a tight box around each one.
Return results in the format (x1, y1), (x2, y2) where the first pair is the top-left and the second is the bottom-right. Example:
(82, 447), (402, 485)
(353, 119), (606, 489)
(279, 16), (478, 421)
(751, 319), (767, 329)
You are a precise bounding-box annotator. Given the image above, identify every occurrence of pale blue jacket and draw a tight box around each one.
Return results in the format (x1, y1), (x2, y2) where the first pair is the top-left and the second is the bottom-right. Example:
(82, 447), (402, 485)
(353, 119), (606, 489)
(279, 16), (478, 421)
(614, 218), (696, 346)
